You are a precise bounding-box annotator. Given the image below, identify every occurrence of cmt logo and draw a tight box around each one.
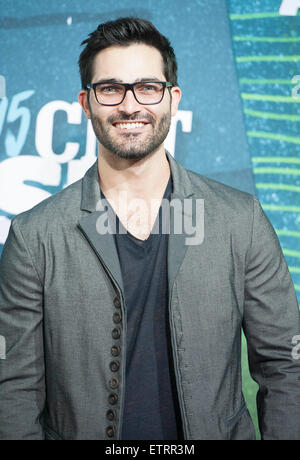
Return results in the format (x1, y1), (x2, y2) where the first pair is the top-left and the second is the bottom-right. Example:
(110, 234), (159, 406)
(279, 0), (300, 15)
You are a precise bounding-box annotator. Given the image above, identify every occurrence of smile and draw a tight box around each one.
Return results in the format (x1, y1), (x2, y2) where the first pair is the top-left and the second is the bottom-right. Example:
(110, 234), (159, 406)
(114, 122), (149, 130)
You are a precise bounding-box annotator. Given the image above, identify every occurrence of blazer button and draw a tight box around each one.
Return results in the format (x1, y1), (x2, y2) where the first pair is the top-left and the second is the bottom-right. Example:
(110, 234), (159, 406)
(113, 312), (122, 324)
(108, 393), (118, 405)
(106, 409), (116, 421)
(111, 345), (120, 357)
(113, 297), (121, 309)
(112, 328), (121, 340)
(110, 361), (120, 372)
(109, 377), (119, 389)
(106, 425), (115, 438)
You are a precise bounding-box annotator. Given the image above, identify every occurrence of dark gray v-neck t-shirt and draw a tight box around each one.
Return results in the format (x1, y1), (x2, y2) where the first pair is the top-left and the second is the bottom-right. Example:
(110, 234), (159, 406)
(103, 177), (183, 440)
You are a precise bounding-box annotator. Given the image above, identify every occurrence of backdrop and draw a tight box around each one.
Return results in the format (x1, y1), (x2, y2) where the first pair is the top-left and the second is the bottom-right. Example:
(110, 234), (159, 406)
(0, 0), (299, 440)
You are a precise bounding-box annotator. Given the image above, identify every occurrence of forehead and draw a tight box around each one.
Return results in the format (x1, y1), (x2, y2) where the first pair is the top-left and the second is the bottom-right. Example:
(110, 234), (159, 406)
(91, 43), (165, 83)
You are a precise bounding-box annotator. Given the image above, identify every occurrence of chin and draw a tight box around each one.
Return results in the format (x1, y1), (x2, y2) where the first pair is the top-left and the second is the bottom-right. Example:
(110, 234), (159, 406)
(111, 149), (152, 160)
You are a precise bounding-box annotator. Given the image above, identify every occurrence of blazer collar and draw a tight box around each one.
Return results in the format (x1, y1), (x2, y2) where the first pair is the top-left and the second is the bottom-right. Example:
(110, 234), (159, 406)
(80, 150), (195, 213)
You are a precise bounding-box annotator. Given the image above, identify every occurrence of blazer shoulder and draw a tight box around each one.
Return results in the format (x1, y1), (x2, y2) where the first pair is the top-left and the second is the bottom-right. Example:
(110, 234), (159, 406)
(183, 168), (264, 257)
(12, 175), (84, 231)
(186, 168), (255, 210)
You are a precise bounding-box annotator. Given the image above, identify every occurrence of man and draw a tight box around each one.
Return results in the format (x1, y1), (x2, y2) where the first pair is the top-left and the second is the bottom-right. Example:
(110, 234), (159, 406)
(0, 17), (299, 441)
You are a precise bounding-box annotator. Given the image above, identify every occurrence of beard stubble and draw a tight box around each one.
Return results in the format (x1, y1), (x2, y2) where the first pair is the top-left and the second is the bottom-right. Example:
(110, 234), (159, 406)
(90, 110), (171, 160)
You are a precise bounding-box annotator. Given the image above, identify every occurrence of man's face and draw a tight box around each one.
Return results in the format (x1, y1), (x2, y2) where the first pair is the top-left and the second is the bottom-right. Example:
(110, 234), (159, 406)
(79, 44), (181, 160)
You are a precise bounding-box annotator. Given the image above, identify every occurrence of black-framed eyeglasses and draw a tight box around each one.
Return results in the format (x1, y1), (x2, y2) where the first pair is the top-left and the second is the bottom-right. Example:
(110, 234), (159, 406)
(86, 81), (173, 106)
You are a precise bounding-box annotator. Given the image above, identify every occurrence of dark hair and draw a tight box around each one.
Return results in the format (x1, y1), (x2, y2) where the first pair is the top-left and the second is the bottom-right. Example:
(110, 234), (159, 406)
(78, 17), (178, 89)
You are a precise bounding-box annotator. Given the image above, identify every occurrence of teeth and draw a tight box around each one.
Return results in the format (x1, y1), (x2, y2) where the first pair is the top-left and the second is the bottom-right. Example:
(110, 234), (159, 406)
(116, 122), (145, 129)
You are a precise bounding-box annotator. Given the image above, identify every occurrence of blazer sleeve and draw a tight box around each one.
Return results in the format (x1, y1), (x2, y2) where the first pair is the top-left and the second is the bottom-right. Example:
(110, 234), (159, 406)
(242, 196), (300, 440)
(0, 218), (45, 440)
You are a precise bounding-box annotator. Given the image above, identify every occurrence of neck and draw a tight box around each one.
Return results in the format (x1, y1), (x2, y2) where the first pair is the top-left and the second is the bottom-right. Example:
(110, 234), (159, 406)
(97, 144), (170, 201)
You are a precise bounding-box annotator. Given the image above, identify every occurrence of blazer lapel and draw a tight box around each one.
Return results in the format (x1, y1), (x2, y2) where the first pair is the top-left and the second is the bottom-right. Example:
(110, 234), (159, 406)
(78, 212), (124, 294)
(165, 152), (198, 292)
(77, 160), (124, 293)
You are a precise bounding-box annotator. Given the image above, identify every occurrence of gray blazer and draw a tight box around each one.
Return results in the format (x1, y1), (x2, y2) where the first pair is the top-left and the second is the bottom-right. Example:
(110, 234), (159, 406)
(0, 152), (299, 440)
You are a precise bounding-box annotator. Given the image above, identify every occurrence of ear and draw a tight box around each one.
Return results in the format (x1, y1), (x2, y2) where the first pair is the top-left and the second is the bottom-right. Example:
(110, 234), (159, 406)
(170, 86), (182, 117)
(78, 90), (91, 119)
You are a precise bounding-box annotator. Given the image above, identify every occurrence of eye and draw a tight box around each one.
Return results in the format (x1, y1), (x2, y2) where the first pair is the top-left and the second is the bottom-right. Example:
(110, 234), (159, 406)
(97, 84), (123, 94)
(137, 83), (160, 93)
(138, 83), (157, 93)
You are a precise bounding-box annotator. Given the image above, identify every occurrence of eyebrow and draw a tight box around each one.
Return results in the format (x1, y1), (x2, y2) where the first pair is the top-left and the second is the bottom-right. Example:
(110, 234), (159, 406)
(92, 77), (163, 85)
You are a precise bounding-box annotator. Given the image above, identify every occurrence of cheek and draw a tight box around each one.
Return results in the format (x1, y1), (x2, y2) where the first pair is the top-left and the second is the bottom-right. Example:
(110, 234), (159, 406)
(151, 102), (171, 121)
(92, 108), (114, 126)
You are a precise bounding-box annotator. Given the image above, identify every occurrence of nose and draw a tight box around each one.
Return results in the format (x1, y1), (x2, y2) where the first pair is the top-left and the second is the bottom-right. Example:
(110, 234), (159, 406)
(117, 87), (141, 115)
